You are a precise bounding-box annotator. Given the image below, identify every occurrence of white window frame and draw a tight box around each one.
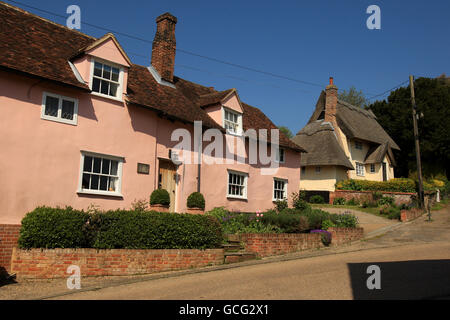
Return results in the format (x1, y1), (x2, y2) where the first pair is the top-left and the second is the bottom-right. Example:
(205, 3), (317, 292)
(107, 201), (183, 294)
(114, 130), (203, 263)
(222, 107), (243, 135)
(89, 58), (124, 102)
(370, 164), (376, 173)
(275, 147), (285, 163)
(273, 178), (288, 201)
(315, 166), (321, 174)
(354, 141), (363, 150)
(41, 92), (78, 125)
(356, 162), (365, 176)
(77, 151), (124, 197)
(226, 170), (248, 200)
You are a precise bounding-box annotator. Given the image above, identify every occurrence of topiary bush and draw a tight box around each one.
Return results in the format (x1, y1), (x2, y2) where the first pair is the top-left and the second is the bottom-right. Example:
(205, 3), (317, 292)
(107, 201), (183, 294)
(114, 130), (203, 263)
(330, 212), (359, 228)
(336, 178), (416, 193)
(92, 210), (223, 249)
(150, 188), (170, 206)
(187, 192), (205, 209)
(309, 195), (325, 204)
(18, 206), (90, 249)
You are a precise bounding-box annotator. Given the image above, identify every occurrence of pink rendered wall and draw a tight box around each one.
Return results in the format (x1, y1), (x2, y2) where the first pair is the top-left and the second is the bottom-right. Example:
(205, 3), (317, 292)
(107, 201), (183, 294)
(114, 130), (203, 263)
(86, 38), (131, 67)
(0, 71), (301, 223)
(222, 93), (242, 113)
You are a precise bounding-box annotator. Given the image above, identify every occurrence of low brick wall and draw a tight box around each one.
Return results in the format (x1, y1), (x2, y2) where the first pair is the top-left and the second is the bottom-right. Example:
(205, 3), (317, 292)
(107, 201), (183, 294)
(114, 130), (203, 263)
(239, 233), (323, 258)
(400, 208), (423, 222)
(330, 190), (416, 206)
(11, 248), (224, 279)
(0, 224), (21, 275)
(327, 227), (364, 246)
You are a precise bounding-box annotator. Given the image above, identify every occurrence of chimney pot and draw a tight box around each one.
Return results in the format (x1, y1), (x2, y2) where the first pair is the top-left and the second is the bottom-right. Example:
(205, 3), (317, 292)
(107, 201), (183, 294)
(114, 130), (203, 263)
(329, 77), (334, 85)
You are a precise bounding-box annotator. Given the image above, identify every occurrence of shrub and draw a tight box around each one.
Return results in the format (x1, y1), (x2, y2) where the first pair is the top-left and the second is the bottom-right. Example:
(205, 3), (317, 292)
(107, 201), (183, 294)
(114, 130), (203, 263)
(361, 200), (378, 208)
(301, 208), (330, 229)
(274, 199), (288, 212)
(321, 219), (336, 230)
(150, 189), (170, 206)
(372, 191), (383, 201)
(336, 178), (416, 193)
(346, 198), (360, 206)
(261, 212), (308, 233)
(386, 207), (401, 220)
(330, 213), (359, 228)
(131, 199), (148, 212)
(187, 192), (205, 209)
(292, 192), (311, 211)
(92, 210), (223, 249)
(377, 196), (395, 206)
(333, 197), (346, 205)
(309, 195), (325, 204)
(18, 206), (90, 249)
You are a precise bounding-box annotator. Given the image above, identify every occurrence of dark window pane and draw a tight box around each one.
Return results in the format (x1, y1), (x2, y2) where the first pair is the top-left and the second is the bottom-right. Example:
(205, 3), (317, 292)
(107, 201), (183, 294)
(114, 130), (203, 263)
(45, 96), (59, 117)
(92, 78), (101, 93)
(99, 176), (108, 191)
(109, 177), (117, 192)
(82, 173), (90, 189)
(93, 157), (101, 173)
(100, 80), (109, 95)
(61, 100), (74, 120)
(111, 68), (119, 81)
(109, 83), (118, 97)
(102, 159), (110, 174)
(94, 62), (102, 77)
(83, 156), (93, 172)
(103, 65), (111, 80)
(90, 175), (99, 190)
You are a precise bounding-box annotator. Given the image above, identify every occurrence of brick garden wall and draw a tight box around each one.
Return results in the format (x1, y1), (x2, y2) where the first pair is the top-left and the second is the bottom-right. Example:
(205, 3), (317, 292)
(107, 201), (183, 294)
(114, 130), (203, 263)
(11, 248), (224, 279)
(0, 224), (21, 275)
(327, 227), (364, 246)
(400, 208), (423, 222)
(329, 190), (415, 206)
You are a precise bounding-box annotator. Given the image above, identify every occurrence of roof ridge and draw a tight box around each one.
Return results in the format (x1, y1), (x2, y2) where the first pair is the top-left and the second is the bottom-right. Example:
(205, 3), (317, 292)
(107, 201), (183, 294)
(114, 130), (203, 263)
(1, 2), (96, 41)
(337, 99), (375, 118)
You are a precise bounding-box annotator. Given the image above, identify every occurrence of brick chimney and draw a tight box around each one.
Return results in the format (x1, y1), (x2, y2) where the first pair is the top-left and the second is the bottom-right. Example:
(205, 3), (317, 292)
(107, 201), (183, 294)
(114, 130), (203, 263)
(325, 77), (338, 127)
(151, 12), (177, 83)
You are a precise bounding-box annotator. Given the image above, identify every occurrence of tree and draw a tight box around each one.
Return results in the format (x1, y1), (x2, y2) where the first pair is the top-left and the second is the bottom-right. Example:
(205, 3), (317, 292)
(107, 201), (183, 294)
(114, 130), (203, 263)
(338, 86), (368, 108)
(278, 126), (293, 139)
(367, 77), (450, 179)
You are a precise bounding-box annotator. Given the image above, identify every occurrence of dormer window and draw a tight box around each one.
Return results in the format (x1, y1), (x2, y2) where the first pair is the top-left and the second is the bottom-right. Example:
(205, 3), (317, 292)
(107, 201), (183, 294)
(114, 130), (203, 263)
(223, 108), (242, 135)
(91, 59), (123, 100)
(355, 141), (363, 150)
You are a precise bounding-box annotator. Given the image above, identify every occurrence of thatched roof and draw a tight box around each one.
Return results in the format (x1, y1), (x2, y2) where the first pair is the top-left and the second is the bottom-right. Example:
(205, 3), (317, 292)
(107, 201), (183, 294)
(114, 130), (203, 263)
(365, 142), (397, 166)
(292, 121), (354, 169)
(307, 91), (400, 150)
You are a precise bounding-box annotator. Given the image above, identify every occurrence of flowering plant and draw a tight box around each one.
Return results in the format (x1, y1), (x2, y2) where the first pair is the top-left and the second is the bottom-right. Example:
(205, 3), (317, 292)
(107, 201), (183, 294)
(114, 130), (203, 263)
(310, 229), (332, 246)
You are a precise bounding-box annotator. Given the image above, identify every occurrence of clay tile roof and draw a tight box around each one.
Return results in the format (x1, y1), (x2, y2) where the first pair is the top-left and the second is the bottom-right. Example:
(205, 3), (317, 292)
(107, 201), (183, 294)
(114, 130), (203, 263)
(0, 2), (93, 90)
(0, 2), (304, 152)
(292, 121), (354, 169)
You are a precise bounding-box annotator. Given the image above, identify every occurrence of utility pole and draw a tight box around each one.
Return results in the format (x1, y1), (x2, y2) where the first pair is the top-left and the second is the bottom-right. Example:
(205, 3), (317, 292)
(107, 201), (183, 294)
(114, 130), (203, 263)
(409, 75), (424, 208)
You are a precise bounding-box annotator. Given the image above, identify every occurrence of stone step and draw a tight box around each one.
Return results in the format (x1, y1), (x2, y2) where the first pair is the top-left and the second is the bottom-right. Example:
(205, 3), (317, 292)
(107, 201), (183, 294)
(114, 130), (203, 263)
(224, 252), (257, 264)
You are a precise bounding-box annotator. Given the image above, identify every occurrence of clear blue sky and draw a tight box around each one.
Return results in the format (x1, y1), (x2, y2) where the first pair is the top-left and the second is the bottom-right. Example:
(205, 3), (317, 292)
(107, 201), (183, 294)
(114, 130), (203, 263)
(6, 0), (449, 134)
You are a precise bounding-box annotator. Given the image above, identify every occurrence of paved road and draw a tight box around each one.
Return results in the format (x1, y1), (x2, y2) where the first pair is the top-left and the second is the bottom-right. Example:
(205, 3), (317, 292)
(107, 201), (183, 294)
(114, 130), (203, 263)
(50, 206), (450, 300)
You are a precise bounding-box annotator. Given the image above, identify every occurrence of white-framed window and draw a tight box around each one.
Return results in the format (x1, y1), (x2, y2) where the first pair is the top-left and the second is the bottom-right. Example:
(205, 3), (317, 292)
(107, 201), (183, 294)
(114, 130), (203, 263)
(273, 178), (288, 201)
(275, 147), (285, 163)
(355, 141), (363, 150)
(41, 92), (78, 125)
(223, 108), (242, 135)
(370, 164), (376, 173)
(90, 59), (123, 100)
(78, 151), (124, 197)
(315, 166), (321, 174)
(356, 162), (365, 176)
(227, 170), (248, 199)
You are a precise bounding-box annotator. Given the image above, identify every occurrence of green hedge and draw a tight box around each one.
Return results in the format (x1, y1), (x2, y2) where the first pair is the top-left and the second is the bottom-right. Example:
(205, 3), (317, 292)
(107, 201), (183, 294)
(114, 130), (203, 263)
(336, 178), (416, 193)
(18, 207), (223, 250)
(18, 206), (90, 249)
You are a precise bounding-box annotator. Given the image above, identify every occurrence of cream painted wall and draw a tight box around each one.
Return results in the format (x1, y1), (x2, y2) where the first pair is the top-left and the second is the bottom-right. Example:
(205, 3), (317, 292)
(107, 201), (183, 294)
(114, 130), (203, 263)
(300, 165), (337, 191)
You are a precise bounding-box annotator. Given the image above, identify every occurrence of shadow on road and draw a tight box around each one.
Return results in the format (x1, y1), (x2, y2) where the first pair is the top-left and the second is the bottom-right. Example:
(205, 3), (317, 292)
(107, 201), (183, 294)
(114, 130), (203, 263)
(348, 260), (450, 300)
(0, 267), (17, 288)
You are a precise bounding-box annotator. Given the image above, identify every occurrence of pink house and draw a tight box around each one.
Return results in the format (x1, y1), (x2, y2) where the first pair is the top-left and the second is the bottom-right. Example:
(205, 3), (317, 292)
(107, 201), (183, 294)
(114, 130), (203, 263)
(0, 3), (305, 226)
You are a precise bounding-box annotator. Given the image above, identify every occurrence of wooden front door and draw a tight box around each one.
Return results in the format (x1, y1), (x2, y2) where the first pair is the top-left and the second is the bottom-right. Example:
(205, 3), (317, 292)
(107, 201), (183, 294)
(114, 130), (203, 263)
(159, 160), (177, 212)
(382, 162), (387, 181)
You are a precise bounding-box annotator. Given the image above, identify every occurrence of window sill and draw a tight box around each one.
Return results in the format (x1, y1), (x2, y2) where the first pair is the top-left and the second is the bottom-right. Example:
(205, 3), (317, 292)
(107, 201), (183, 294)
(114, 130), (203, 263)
(41, 115), (77, 126)
(90, 91), (123, 103)
(227, 195), (247, 201)
(77, 190), (123, 198)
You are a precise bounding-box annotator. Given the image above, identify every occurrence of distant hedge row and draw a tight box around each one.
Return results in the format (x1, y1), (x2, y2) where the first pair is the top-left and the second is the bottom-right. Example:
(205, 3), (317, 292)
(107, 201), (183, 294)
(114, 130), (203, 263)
(335, 178), (417, 193)
(18, 207), (223, 250)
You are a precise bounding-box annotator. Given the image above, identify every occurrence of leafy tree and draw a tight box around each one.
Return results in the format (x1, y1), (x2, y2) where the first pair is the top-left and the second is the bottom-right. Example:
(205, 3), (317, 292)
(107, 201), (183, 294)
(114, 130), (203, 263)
(338, 86), (368, 108)
(367, 77), (450, 179)
(278, 126), (293, 139)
